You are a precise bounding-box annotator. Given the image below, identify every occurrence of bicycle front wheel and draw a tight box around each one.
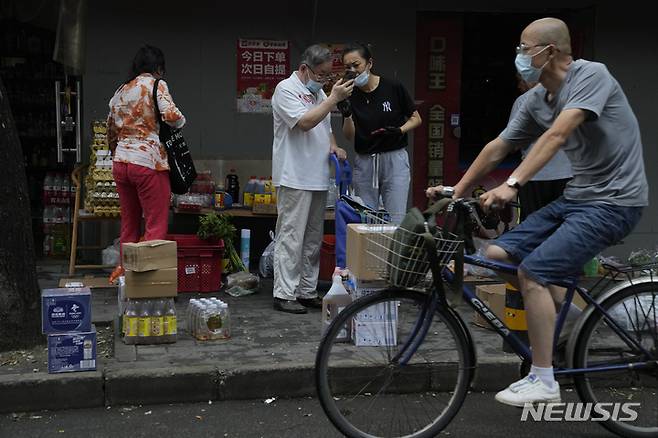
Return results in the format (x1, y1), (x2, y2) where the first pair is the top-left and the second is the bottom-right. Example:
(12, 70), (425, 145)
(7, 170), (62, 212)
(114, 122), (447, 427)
(572, 282), (658, 437)
(315, 288), (472, 438)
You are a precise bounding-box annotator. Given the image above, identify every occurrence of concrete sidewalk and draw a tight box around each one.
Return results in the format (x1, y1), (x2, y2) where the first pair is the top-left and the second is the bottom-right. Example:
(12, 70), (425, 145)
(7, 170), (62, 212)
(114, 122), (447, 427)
(0, 262), (522, 414)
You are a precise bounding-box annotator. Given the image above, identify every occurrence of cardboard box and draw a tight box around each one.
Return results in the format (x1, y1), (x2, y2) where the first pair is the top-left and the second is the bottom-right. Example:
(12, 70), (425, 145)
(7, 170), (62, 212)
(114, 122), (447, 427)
(122, 240), (177, 272)
(42, 287), (92, 334)
(48, 326), (97, 373)
(347, 278), (394, 322)
(353, 301), (398, 322)
(472, 284), (506, 330)
(346, 224), (396, 281)
(352, 321), (398, 346)
(350, 278), (388, 299)
(124, 268), (178, 299)
(252, 202), (277, 215)
(58, 277), (117, 289)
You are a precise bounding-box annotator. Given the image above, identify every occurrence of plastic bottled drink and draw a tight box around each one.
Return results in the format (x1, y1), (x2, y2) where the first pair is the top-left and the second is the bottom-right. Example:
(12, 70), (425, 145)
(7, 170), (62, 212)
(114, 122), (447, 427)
(219, 301), (231, 339)
(322, 275), (353, 342)
(243, 176), (257, 207)
(264, 177), (273, 197)
(256, 177), (266, 194)
(124, 300), (139, 344)
(255, 177), (270, 204)
(150, 299), (165, 343)
(225, 169), (240, 205)
(206, 300), (219, 341)
(187, 299), (199, 336)
(241, 229), (250, 270)
(196, 299), (212, 340)
(196, 299), (209, 340)
(52, 173), (62, 200)
(137, 300), (152, 344)
(264, 176), (274, 204)
(70, 175), (77, 199)
(189, 299), (200, 339)
(43, 172), (53, 201)
(61, 176), (70, 201)
(42, 206), (53, 256)
(164, 298), (177, 343)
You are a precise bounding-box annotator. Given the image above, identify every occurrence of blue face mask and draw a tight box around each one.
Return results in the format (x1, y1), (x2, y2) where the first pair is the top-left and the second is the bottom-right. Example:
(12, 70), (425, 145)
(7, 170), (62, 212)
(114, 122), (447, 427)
(354, 69), (369, 87)
(305, 78), (323, 94)
(515, 45), (550, 83)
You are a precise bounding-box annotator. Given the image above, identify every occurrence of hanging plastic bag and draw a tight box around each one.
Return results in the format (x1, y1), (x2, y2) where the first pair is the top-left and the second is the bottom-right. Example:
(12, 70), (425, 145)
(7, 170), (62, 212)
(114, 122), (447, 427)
(259, 231), (276, 278)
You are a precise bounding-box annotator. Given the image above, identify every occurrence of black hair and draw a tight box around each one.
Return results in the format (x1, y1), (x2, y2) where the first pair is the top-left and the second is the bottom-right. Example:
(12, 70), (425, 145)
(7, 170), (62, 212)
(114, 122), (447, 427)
(126, 45), (166, 83)
(342, 42), (373, 62)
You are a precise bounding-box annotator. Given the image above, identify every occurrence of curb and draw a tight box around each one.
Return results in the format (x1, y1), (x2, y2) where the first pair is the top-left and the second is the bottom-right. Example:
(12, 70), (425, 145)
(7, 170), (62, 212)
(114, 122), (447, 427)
(0, 359), (520, 413)
(104, 365), (219, 406)
(0, 371), (104, 412)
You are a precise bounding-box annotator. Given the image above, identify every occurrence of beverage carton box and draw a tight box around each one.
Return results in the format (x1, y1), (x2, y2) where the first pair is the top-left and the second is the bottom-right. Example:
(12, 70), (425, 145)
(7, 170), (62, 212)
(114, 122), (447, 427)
(41, 287), (91, 334)
(47, 325), (97, 373)
(123, 240), (177, 272)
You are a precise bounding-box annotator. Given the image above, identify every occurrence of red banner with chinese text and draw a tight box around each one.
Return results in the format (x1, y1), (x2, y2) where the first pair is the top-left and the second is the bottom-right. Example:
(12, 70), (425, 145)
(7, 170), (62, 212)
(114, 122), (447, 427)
(413, 15), (463, 207)
(237, 39), (290, 113)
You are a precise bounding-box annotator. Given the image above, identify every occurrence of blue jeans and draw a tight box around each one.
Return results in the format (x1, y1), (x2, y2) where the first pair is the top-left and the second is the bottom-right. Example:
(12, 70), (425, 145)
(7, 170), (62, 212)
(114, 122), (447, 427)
(494, 197), (643, 286)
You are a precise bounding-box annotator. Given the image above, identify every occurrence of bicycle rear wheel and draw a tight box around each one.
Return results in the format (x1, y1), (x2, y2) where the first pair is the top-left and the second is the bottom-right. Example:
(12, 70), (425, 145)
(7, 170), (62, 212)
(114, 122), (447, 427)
(315, 288), (472, 438)
(572, 282), (658, 437)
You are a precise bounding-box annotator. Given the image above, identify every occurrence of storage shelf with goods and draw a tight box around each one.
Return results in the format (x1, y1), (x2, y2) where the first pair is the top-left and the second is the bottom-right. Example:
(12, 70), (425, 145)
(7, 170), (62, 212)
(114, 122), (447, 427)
(83, 120), (120, 217)
(1, 19), (67, 257)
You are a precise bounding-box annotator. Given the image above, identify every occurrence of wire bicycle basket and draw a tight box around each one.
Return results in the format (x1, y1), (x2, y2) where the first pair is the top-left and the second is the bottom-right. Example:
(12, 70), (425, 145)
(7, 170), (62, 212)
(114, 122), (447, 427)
(362, 211), (463, 288)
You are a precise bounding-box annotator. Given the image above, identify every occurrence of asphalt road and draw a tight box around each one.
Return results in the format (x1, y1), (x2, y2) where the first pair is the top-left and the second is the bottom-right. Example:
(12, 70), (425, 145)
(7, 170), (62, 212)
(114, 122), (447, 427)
(0, 391), (616, 438)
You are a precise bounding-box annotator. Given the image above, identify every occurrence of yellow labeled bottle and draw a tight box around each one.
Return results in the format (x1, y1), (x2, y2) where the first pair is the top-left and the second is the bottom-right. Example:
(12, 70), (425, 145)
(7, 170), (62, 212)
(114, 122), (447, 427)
(138, 300), (152, 343)
(123, 300), (139, 345)
(164, 298), (178, 343)
(151, 299), (165, 342)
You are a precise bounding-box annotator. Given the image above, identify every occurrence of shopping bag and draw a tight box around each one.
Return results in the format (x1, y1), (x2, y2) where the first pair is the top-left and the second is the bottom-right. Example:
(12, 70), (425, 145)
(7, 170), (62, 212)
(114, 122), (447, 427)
(153, 79), (197, 194)
(386, 198), (452, 287)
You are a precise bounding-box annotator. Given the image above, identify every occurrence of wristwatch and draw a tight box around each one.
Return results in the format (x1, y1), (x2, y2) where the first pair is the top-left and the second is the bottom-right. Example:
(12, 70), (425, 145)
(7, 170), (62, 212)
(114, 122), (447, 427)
(506, 176), (521, 190)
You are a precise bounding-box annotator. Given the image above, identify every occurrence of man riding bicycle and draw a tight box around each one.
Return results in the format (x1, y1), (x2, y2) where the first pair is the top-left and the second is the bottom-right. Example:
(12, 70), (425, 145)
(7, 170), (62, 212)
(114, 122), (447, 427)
(427, 17), (648, 406)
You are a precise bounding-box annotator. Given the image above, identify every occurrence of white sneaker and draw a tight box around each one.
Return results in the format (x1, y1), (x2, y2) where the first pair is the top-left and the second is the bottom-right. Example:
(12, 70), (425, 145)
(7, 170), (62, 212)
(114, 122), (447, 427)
(494, 374), (561, 407)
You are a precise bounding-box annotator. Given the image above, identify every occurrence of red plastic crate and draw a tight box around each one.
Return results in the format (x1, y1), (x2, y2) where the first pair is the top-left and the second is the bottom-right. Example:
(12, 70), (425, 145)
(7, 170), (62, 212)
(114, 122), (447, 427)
(166, 234), (225, 293)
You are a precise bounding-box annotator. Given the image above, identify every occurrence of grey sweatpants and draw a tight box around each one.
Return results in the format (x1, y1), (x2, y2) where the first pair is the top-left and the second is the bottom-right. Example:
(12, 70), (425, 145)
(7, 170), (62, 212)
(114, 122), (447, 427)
(273, 186), (327, 301)
(353, 148), (410, 223)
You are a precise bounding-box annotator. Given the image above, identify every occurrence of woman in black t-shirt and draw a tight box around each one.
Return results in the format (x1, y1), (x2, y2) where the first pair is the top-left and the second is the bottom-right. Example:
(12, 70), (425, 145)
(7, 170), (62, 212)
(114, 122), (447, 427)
(340, 42), (422, 221)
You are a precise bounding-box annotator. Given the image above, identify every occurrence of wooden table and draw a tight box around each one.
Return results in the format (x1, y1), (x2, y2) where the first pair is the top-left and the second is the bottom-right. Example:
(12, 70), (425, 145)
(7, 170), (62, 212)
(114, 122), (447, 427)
(69, 200), (336, 275)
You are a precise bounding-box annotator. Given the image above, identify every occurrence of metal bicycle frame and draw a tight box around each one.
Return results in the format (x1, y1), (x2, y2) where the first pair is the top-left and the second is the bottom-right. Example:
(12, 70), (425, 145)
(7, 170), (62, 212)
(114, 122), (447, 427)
(393, 253), (656, 375)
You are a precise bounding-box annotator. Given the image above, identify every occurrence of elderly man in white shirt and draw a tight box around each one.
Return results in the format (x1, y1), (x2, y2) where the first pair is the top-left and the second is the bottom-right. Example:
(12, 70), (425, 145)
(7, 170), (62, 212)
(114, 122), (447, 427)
(271, 44), (353, 314)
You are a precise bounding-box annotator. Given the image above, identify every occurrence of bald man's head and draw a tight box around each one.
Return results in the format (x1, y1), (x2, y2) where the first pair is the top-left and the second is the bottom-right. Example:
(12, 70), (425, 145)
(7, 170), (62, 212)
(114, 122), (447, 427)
(523, 18), (572, 55)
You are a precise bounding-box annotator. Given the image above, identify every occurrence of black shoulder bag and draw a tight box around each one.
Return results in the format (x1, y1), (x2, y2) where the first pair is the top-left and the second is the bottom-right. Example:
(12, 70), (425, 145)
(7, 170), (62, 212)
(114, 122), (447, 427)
(152, 78), (197, 194)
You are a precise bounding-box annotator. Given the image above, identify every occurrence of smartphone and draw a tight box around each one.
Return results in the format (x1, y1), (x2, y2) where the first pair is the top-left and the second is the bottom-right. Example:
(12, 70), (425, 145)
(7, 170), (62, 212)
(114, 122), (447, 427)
(343, 70), (357, 81)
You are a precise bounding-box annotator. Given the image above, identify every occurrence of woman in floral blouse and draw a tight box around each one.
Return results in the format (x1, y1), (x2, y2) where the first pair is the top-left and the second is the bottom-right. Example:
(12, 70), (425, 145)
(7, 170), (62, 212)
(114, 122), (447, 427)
(107, 45), (185, 281)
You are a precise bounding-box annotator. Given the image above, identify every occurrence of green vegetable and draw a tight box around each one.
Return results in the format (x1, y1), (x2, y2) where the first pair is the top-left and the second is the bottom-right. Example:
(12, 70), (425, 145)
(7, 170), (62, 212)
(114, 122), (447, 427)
(197, 213), (246, 273)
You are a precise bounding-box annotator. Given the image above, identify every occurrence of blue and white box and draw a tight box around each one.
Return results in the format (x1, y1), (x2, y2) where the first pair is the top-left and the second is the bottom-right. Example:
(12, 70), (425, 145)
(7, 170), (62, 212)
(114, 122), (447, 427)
(42, 287), (92, 334)
(47, 325), (97, 373)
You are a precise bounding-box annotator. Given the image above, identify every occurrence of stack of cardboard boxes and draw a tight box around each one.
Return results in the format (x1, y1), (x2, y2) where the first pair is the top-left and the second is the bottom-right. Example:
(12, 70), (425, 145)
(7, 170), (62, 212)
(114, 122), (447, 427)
(121, 240), (179, 345)
(42, 286), (96, 373)
(346, 223), (397, 346)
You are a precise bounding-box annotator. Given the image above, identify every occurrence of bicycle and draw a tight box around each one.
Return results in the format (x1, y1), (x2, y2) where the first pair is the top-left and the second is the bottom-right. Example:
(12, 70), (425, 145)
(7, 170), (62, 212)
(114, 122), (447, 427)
(315, 195), (658, 438)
